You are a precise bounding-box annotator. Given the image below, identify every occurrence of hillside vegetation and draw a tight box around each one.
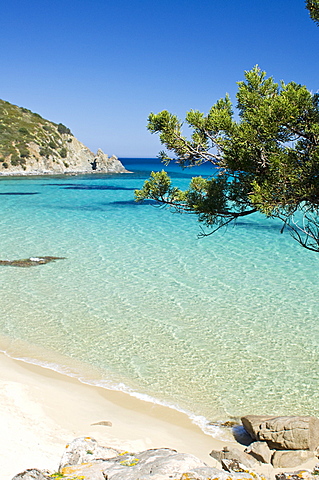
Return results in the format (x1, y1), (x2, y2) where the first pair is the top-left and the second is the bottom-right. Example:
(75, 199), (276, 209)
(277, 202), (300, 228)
(0, 99), (72, 170)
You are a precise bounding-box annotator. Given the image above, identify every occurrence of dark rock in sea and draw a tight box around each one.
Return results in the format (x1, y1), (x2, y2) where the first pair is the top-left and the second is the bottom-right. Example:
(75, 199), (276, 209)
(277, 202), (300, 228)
(0, 256), (65, 267)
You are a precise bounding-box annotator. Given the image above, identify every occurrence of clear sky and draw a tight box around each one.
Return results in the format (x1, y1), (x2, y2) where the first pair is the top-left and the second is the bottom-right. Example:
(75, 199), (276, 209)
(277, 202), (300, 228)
(1, 0), (318, 157)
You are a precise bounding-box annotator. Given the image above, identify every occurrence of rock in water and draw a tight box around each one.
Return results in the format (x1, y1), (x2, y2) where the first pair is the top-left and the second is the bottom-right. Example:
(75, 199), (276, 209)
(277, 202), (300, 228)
(0, 256), (65, 267)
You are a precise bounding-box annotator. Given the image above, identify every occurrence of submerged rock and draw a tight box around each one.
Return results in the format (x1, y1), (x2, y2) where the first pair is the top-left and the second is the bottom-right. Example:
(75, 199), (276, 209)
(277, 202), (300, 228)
(0, 256), (65, 267)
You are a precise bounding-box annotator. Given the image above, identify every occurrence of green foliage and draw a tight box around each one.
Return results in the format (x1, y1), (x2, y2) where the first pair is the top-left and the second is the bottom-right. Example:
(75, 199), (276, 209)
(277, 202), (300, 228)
(39, 146), (54, 158)
(18, 127), (29, 135)
(136, 66), (319, 251)
(306, 0), (319, 25)
(60, 147), (67, 158)
(10, 155), (20, 166)
(57, 122), (73, 135)
(48, 140), (57, 149)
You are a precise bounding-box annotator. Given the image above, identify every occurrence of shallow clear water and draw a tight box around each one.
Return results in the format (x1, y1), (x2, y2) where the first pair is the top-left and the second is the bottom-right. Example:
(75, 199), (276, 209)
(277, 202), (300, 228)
(0, 158), (319, 436)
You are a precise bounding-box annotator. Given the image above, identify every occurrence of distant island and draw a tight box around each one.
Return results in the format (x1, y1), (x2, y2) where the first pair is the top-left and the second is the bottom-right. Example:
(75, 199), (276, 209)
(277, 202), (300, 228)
(0, 99), (128, 176)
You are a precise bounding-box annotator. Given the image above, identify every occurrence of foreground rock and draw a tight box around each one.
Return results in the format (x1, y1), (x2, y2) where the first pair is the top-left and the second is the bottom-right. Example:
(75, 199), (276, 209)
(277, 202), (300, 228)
(210, 446), (259, 468)
(60, 447), (259, 480)
(11, 438), (259, 480)
(275, 467), (319, 480)
(271, 450), (315, 468)
(11, 423), (319, 480)
(12, 470), (52, 480)
(241, 416), (319, 451)
(240, 416), (319, 468)
(59, 437), (120, 469)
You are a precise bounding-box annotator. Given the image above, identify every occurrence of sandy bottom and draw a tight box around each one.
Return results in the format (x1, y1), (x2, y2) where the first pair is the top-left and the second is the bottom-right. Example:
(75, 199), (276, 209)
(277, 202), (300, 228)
(0, 352), (234, 479)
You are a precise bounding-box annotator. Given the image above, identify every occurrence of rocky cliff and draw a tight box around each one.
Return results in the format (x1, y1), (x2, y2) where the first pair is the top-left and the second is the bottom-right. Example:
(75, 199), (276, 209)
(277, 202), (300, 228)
(0, 99), (128, 175)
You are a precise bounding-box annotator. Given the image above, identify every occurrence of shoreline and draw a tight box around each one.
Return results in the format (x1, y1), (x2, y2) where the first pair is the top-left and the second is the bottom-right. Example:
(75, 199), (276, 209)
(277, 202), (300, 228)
(1, 352), (318, 480)
(0, 351), (234, 479)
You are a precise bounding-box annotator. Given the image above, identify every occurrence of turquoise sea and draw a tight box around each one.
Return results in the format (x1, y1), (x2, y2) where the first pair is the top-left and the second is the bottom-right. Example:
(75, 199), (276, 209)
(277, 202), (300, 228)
(0, 157), (319, 437)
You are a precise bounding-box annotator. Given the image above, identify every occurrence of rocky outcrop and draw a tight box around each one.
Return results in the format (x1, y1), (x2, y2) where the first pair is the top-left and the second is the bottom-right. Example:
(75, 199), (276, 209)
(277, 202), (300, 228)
(241, 416), (275, 442)
(210, 416), (319, 470)
(11, 438), (259, 480)
(60, 447), (259, 480)
(2, 137), (128, 176)
(242, 416), (319, 451)
(239, 416), (319, 468)
(10, 428), (319, 480)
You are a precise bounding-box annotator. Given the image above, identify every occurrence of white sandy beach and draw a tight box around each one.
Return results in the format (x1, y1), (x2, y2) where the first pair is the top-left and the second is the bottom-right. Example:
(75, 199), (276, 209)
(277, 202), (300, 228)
(1, 352), (318, 480)
(0, 352), (237, 479)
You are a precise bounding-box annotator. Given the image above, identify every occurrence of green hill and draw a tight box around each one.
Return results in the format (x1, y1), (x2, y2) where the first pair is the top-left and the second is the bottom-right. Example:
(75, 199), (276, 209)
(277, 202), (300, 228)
(0, 99), (127, 175)
(0, 99), (73, 171)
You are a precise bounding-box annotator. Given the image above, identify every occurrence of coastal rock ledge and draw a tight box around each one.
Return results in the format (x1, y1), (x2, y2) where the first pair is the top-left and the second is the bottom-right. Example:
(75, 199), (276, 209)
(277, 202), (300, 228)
(11, 437), (261, 480)
(11, 435), (319, 480)
(240, 415), (319, 468)
(0, 139), (128, 176)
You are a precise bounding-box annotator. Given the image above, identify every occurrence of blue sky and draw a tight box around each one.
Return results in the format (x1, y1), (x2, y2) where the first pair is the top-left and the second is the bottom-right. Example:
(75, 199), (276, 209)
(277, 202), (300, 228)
(1, 0), (318, 157)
